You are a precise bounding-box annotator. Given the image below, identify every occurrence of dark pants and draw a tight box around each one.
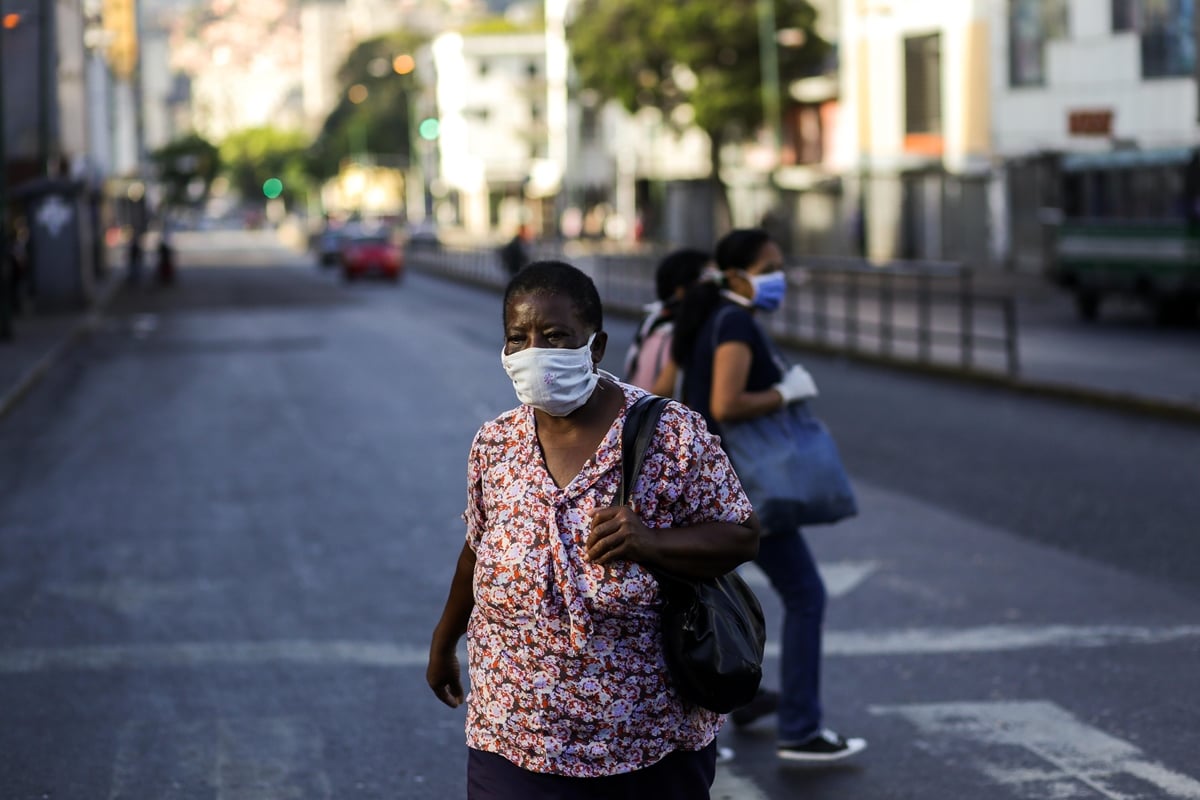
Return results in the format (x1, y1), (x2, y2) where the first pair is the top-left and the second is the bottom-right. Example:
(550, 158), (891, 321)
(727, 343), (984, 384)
(754, 528), (827, 742)
(466, 741), (717, 800)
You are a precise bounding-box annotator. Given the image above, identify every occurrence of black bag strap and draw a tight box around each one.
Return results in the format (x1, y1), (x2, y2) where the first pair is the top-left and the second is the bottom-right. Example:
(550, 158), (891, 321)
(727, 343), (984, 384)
(619, 394), (671, 507)
(619, 394), (699, 597)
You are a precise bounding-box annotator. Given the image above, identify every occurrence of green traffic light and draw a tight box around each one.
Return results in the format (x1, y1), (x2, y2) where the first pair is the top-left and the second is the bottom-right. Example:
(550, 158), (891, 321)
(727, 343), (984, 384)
(263, 178), (284, 199)
(418, 118), (440, 141)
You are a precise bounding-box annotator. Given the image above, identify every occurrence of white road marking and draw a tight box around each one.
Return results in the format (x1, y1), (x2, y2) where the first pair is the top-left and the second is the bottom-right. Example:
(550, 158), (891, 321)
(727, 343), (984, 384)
(47, 579), (223, 616)
(3, 624), (1199, 674)
(109, 719), (216, 799)
(712, 765), (771, 800)
(871, 701), (1200, 799)
(740, 560), (879, 598)
(108, 718), (331, 799)
(216, 717), (332, 800)
(819, 624), (1200, 657)
(0, 640), (431, 673)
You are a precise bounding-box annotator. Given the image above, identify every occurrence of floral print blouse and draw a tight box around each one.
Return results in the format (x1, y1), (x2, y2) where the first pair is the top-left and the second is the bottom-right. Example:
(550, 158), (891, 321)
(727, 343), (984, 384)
(463, 383), (753, 777)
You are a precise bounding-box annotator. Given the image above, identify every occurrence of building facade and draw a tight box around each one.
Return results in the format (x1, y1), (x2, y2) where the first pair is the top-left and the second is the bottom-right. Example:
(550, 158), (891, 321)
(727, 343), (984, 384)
(992, 0), (1198, 273)
(833, 0), (993, 265)
(430, 30), (555, 234)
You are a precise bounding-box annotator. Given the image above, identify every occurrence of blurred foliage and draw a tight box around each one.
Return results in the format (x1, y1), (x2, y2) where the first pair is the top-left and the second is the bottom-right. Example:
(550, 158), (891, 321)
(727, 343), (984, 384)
(568, 0), (829, 152)
(308, 30), (429, 182)
(219, 127), (312, 207)
(460, 8), (544, 35)
(151, 133), (221, 208)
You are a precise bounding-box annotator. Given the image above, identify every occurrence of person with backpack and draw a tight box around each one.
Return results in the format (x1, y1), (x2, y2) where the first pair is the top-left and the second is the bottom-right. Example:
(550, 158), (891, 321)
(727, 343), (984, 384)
(624, 249), (709, 394)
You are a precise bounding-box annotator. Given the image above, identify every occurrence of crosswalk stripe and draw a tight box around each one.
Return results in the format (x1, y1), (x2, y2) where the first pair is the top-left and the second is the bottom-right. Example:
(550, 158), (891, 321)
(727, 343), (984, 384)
(712, 765), (771, 800)
(740, 560), (879, 598)
(108, 717), (333, 799)
(871, 701), (1200, 799)
(3, 624), (1199, 674)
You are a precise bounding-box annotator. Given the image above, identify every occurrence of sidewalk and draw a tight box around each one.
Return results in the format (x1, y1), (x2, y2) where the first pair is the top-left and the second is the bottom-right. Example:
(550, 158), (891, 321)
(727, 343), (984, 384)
(0, 269), (122, 422)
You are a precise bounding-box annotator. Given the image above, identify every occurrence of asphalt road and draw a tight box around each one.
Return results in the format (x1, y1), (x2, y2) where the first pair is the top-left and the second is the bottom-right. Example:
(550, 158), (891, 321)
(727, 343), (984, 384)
(1, 234), (1197, 799)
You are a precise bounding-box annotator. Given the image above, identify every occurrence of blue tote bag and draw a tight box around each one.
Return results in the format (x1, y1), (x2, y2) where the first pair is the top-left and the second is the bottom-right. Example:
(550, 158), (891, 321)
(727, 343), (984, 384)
(719, 402), (858, 532)
(708, 306), (857, 532)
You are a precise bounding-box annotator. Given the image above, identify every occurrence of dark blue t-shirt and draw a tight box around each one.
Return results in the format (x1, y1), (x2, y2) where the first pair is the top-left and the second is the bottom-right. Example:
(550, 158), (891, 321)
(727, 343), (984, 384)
(681, 301), (783, 435)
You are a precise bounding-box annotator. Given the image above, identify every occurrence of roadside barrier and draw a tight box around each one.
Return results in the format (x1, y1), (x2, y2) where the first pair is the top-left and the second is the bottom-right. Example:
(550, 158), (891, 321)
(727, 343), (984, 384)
(407, 245), (1020, 380)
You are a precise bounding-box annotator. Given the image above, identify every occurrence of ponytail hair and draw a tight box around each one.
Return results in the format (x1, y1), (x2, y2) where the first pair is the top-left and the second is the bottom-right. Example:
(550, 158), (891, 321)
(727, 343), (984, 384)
(671, 279), (723, 367)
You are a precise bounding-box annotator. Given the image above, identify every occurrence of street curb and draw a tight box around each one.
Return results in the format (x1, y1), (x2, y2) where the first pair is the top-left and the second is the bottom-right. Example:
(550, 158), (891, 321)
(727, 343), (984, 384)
(0, 276), (123, 423)
(778, 339), (1200, 427)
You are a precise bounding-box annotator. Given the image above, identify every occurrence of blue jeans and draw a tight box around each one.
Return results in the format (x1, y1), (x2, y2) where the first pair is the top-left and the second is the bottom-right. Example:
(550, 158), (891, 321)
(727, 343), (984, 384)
(753, 528), (827, 742)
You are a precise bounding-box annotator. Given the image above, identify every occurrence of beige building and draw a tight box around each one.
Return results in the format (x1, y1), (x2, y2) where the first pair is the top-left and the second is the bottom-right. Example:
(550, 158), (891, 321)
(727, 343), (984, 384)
(834, 0), (993, 263)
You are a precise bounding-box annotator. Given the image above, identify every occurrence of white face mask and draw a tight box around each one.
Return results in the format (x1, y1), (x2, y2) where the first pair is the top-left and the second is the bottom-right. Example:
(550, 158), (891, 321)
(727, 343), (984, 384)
(501, 333), (599, 416)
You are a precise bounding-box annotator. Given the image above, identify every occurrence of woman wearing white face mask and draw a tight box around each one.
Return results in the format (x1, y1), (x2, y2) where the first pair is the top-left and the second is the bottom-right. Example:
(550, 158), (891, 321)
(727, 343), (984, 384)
(671, 229), (867, 764)
(427, 260), (760, 798)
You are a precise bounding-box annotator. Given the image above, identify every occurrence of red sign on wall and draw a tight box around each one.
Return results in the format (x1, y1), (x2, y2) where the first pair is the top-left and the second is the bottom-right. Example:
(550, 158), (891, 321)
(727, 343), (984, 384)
(1068, 110), (1114, 136)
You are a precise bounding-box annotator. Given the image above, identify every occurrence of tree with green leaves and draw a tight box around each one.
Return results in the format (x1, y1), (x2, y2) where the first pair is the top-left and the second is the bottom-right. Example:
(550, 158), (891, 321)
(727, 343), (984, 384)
(568, 1), (828, 175)
(308, 31), (428, 183)
(152, 133), (221, 209)
(219, 127), (312, 208)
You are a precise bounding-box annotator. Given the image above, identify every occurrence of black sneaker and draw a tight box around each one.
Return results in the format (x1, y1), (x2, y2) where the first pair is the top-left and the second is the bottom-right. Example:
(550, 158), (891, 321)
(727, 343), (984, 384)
(777, 729), (867, 762)
(730, 688), (781, 728)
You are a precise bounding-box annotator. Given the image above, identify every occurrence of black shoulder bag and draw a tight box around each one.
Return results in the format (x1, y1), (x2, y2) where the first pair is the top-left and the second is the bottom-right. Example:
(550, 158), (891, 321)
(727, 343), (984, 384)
(620, 395), (766, 714)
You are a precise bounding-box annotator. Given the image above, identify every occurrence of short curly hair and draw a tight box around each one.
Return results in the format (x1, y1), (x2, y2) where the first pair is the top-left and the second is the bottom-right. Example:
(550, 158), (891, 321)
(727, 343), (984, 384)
(502, 260), (604, 332)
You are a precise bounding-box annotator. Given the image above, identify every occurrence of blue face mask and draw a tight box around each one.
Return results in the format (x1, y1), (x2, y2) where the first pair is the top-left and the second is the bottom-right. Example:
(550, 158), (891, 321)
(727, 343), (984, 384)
(749, 271), (787, 312)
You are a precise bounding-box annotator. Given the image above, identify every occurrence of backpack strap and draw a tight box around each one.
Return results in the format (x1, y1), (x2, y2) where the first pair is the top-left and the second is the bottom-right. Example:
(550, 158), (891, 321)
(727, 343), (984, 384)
(618, 395), (672, 507)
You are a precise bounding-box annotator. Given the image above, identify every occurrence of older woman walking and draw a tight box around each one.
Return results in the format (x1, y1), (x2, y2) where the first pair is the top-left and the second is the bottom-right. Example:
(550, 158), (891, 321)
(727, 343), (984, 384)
(427, 260), (760, 798)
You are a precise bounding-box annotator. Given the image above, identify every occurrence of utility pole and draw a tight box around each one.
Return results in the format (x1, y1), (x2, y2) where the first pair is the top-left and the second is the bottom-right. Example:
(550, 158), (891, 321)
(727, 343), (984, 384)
(0, 5), (12, 341)
(757, 0), (783, 159)
(38, 0), (53, 175)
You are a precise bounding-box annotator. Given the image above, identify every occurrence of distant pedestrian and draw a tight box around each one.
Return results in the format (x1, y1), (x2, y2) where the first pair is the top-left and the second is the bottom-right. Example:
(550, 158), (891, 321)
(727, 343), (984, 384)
(126, 231), (144, 287)
(623, 248), (709, 395)
(671, 228), (867, 763)
(157, 231), (175, 286)
(427, 260), (760, 798)
(498, 224), (533, 277)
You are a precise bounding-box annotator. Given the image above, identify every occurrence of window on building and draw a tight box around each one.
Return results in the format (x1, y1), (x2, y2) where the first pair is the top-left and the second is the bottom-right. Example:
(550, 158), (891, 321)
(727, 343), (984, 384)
(782, 103), (825, 166)
(1141, 0), (1195, 78)
(580, 105), (598, 142)
(1008, 0), (1070, 87)
(904, 33), (942, 136)
(1112, 0), (1139, 30)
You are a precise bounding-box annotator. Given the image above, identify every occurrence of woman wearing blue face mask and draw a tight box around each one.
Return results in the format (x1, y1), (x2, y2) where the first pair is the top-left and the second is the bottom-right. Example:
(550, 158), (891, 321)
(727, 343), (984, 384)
(671, 229), (867, 764)
(428, 260), (761, 798)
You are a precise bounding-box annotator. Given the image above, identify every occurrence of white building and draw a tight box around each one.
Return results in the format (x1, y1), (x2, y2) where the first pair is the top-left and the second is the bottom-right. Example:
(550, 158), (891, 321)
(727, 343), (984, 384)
(139, 12), (177, 154)
(300, 0), (352, 133)
(430, 30), (554, 233)
(990, 0), (1198, 272)
(991, 0), (1197, 157)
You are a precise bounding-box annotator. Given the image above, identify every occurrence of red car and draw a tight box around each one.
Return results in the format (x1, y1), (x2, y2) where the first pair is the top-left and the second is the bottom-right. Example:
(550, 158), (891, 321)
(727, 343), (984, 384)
(340, 234), (404, 282)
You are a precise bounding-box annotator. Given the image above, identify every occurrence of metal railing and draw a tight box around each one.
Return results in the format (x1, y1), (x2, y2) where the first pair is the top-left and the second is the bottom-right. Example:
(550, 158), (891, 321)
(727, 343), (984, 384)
(408, 245), (1021, 379)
